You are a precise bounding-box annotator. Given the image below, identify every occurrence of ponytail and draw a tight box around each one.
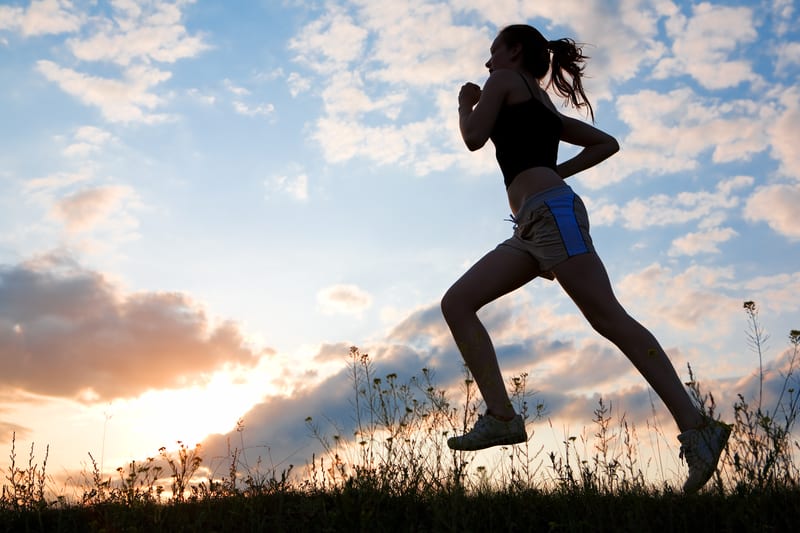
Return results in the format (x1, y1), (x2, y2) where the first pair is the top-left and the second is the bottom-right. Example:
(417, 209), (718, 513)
(498, 25), (594, 122)
(547, 38), (594, 122)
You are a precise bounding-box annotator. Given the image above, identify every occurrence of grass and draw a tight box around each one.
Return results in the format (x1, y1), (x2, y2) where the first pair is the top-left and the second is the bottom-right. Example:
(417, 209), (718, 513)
(2, 302), (800, 532)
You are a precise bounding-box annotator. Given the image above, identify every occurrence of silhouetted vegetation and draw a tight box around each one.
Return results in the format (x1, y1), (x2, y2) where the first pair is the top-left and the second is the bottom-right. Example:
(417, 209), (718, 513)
(2, 302), (799, 531)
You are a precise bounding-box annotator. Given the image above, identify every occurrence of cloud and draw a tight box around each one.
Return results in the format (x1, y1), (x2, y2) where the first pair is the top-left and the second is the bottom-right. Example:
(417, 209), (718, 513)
(668, 226), (738, 257)
(65, 0), (210, 66)
(223, 79), (275, 117)
(519, 0), (671, 98)
(0, 418), (31, 442)
(50, 185), (138, 235)
(23, 168), (94, 198)
(771, 0), (796, 36)
(62, 126), (114, 158)
(317, 284), (373, 316)
(289, 1), (486, 175)
(653, 2), (759, 89)
(267, 173), (308, 201)
(591, 175), (754, 230)
(232, 101), (275, 117)
(592, 88), (773, 188)
(0, 0), (83, 37)
(744, 183), (800, 241)
(287, 72), (311, 97)
(36, 60), (173, 123)
(769, 87), (800, 179)
(224, 79), (250, 96)
(0, 253), (268, 400)
(33, 1), (209, 124)
(288, 5), (370, 74)
(616, 263), (740, 342)
(19, 167), (143, 251)
(284, 1), (791, 189)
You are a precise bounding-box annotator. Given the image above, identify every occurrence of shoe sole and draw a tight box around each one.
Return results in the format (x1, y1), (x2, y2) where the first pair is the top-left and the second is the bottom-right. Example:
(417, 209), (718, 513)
(683, 423), (732, 494)
(447, 432), (527, 451)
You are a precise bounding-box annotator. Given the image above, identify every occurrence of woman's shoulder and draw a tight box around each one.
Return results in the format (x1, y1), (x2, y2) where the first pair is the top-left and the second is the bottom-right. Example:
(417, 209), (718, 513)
(485, 68), (523, 86)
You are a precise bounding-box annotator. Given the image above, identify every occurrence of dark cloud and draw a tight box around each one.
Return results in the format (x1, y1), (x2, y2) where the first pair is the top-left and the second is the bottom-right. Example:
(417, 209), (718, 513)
(201, 342), (438, 471)
(388, 304), (447, 345)
(0, 253), (268, 400)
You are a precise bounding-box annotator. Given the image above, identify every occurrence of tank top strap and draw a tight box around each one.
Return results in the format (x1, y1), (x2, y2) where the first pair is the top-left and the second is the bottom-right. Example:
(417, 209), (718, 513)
(517, 71), (536, 97)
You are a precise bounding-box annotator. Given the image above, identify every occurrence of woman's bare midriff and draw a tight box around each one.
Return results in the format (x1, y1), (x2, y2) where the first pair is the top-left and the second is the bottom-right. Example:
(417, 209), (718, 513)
(506, 167), (565, 215)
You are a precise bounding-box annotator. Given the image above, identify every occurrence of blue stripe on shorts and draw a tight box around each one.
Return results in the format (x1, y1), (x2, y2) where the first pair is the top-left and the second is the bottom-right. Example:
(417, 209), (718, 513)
(545, 193), (589, 256)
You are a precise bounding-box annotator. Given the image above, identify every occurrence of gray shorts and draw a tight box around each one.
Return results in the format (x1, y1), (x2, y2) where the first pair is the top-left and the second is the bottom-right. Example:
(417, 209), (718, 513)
(498, 184), (594, 275)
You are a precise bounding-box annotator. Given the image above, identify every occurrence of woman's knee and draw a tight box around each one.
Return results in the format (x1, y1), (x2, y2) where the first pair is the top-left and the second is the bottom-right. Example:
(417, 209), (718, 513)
(441, 285), (476, 322)
(585, 307), (634, 341)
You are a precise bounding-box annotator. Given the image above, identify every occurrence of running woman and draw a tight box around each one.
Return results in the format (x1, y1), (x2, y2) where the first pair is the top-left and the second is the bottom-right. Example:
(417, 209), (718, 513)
(442, 24), (730, 494)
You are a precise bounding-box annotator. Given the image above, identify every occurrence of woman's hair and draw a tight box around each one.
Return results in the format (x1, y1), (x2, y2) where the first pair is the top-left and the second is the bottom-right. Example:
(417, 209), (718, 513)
(498, 24), (594, 121)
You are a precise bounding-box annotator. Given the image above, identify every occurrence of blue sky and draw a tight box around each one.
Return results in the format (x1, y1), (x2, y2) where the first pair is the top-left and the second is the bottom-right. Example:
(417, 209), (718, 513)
(1, 0), (799, 489)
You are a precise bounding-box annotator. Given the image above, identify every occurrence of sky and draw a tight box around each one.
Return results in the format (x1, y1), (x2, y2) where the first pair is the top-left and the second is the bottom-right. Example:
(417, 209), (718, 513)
(1, 0), (799, 491)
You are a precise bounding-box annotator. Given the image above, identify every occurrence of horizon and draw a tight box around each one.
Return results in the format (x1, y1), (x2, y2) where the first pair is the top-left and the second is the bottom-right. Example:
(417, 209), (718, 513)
(1, 0), (799, 489)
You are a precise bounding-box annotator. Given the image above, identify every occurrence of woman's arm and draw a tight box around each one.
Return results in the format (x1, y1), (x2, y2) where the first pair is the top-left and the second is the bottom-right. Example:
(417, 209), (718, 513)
(556, 115), (620, 178)
(458, 70), (513, 151)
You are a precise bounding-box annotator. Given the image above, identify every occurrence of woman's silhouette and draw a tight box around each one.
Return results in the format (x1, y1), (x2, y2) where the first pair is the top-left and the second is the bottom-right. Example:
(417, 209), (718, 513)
(442, 24), (729, 494)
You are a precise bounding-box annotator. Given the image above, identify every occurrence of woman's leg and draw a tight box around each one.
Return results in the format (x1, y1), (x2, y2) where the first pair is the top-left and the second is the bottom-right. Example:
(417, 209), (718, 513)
(441, 248), (542, 419)
(551, 252), (704, 432)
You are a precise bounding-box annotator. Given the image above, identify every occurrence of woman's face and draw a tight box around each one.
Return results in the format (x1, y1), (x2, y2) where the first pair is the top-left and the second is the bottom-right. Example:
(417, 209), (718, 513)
(485, 36), (520, 73)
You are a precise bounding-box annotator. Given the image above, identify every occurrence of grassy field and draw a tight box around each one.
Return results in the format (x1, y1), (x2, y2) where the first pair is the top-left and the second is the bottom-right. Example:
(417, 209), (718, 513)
(3, 303), (799, 532)
(3, 484), (800, 532)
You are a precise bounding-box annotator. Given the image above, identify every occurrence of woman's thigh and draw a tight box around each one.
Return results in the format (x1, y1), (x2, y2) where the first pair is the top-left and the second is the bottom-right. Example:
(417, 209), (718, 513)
(443, 248), (543, 313)
(551, 252), (628, 328)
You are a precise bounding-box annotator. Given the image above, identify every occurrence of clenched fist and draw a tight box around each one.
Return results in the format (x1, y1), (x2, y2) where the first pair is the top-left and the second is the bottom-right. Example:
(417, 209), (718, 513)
(458, 82), (481, 110)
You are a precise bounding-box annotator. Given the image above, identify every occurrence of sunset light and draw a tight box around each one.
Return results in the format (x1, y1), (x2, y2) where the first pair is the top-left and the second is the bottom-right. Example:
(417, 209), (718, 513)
(1, 0), (798, 505)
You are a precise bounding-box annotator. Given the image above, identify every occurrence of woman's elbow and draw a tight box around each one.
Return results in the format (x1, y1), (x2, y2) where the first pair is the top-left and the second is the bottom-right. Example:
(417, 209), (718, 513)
(463, 135), (487, 151)
(607, 136), (620, 155)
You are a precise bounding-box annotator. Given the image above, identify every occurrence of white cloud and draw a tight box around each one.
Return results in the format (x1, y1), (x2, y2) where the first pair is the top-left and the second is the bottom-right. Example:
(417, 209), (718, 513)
(774, 41), (800, 72)
(37, 60), (173, 123)
(288, 1), (487, 175)
(63, 126), (114, 157)
(31, 1), (208, 124)
(320, 71), (407, 119)
(744, 183), (800, 241)
(232, 101), (275, 117)
(65, 0), (209, 66)
(653, 2), (759, 89)
(668, 226), (738, 257)
(23, 169), (94, 198)
(741, 271), (800, 315)
(224, 79), (250, 96)
(317, 284), (373, 316)
(771, 0), (795, 36)
(769, 87), (800, 179)
(288, 5), (369, 74)
(224, 80), (275, 117)
(593, 89), (773, 188)
(187, 88), (216, 105)
(0, 0), (83, 37)
(287, 72), (312, 96)
(268, 173), (309, 201)
(596, 176), (754, 230)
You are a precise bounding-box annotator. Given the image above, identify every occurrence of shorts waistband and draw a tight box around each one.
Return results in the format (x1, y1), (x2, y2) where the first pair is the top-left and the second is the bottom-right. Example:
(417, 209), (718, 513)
(519, 184), (575, 210)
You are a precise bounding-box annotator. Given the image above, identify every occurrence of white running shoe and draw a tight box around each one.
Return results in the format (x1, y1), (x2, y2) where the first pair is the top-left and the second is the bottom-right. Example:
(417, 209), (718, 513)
(447, 412), (527, 451)
(678, 419), (732, 494)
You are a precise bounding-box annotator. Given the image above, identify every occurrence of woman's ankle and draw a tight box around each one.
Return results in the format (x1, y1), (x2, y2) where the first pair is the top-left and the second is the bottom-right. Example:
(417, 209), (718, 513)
(487, 408), (516, 421)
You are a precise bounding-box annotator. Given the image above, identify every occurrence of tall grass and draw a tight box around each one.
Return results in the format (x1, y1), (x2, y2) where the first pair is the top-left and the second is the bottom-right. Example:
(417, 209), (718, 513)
(2, 301), (799, 531)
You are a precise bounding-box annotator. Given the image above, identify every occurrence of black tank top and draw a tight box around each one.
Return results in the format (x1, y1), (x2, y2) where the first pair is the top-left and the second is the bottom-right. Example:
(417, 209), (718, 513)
(490, 73), (562, 188)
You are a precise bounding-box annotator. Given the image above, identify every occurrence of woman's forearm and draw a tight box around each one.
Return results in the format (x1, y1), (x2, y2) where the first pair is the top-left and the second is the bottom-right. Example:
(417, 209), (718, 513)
(557, 140), (619, 179)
